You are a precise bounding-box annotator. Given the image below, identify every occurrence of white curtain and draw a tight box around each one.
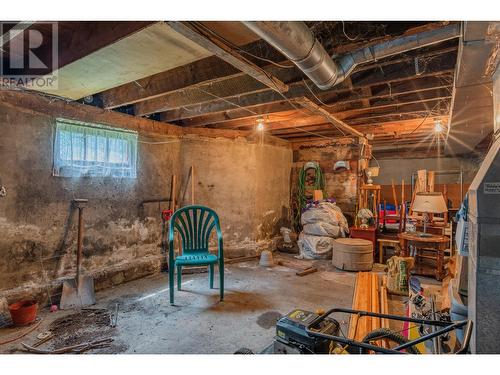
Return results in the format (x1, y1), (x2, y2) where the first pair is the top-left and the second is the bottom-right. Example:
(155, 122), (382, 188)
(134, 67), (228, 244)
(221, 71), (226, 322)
(53, 119), (138, 178)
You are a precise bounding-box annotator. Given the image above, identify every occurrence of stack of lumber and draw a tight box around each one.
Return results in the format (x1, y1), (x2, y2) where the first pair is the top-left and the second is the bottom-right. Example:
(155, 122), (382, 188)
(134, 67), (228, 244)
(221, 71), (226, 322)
(348, 272), (390, 349)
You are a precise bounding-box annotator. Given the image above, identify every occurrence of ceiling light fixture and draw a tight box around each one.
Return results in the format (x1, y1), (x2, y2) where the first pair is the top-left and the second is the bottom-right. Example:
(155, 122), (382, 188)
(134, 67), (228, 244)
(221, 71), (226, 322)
(434, 119), (443, 133)
(256, 117), (265, 131)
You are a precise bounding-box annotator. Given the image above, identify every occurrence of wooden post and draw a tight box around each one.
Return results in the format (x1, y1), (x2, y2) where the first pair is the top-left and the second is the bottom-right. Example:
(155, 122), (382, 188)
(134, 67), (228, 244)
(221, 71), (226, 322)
(191, 166), (195, 205)
(401, 178), (405, 205)
(391, 179), (399, 214)
(170, 175), (177, 211)
(428, 171), (435, 193)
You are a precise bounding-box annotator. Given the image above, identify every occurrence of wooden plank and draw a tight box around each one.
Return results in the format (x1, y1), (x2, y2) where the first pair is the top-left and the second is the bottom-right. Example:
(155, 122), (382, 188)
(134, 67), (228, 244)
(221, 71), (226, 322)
(167, 22), (288, 93)
(276, 258), (313, 271)
(428, 171), (435, 192)
(295, 267), (318, 277)
(391, 179), (399, 213)
(191, 166), (195, 205)
(224, 255), (259, 264)
(101, 57), (241, 109)
(170, 175), (177, 211)
(295, 97), (365, 138)
(348, 272), (362, 339)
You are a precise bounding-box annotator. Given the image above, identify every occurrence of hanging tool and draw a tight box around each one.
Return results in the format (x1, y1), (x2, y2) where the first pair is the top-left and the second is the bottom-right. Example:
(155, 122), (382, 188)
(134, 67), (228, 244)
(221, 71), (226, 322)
(60, 199), (95, 309)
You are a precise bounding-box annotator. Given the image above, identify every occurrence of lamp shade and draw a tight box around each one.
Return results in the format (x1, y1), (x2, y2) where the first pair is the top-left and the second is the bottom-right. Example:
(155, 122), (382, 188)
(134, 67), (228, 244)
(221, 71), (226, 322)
(367, 166), (380, 177)
(412, 192), (448, 214)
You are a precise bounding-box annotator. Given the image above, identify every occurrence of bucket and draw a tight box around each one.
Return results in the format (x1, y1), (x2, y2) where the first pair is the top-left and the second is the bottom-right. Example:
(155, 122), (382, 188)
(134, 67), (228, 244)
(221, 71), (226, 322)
(8, 300), (38, 326)
(259, 250), (274, 267)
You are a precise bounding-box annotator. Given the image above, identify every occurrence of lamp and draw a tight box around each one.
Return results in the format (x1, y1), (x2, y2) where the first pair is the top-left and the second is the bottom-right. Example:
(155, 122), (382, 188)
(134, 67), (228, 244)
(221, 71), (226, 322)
(412, 192), (448, 236)
(366, 166), (379, 185)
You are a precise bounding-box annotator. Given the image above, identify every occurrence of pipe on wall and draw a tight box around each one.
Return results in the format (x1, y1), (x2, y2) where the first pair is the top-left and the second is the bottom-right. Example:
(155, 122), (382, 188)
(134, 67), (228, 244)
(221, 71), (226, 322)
(243, 22), (461, 90)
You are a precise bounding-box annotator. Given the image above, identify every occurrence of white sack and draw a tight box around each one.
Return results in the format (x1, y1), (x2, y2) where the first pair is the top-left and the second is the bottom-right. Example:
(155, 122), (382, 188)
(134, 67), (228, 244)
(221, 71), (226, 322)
(303, 222), (342, 238)
(297, 232), (334, 259)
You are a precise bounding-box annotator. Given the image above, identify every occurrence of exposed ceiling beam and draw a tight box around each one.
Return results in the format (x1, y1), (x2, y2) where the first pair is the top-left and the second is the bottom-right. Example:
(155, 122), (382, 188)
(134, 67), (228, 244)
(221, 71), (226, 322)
(101, 57), (241, 109)
(209, 94), (451, 131)
(161, 70), (453, 123)
(295, 97), (365, 138)
(104, 23), (441, 111)
(167, 21), (288, 93)
(100, 38), (290, 109)
(136, 42), (456, 117)
(270, 116), (448, 136)
(175, 82), (452, 128)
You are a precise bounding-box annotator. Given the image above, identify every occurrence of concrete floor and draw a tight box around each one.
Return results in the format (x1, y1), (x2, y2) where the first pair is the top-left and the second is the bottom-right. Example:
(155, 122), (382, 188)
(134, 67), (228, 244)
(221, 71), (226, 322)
(1, 258), (357, 354)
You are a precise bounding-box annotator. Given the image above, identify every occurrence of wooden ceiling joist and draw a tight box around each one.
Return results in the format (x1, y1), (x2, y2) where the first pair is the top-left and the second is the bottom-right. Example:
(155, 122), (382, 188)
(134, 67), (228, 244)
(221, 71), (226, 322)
(295, 97), (365, 138)
(135, 40), (456, 118)
(167, 22), (288, 94)
(176, 81), (452, 129)
(162, 59), (456, 127)
(162, 72), (453, 125)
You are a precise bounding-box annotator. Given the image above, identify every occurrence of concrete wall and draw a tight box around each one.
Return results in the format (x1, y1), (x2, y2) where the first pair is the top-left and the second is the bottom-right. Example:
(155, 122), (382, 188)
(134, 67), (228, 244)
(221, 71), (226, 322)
(0, 103), (292, 303)
(177, 136), (292, 257)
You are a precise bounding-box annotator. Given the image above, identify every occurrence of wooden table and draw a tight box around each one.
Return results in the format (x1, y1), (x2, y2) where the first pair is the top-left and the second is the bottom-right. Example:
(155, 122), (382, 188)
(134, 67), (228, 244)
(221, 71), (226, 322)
(377, 237), (400, 264)
(398, 232), (449, 281)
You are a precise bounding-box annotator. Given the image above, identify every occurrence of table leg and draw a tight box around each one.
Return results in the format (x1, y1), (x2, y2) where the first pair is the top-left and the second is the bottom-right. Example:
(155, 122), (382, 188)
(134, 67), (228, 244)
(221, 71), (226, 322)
(379, 242), (384, 264)
(436, 243), (445, 281)
(400, 239), (408, 257)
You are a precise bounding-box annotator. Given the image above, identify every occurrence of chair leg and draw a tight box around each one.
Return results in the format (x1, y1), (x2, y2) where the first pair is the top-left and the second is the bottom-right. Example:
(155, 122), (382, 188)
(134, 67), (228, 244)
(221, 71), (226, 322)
(209, 264), (214, 289)
(169, 263), (174, 305)
(219, 261), (224, 301)
(177, 265), (182, 290)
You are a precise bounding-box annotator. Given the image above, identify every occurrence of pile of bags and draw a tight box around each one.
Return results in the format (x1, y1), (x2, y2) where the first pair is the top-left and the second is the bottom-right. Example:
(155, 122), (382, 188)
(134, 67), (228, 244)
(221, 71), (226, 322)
(297, 201), (349, 259)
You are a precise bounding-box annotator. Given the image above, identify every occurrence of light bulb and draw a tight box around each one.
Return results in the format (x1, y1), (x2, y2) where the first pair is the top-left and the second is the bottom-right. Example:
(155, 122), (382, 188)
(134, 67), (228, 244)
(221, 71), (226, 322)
(434, 120), (443, 133)
(256, 117), (264, 131)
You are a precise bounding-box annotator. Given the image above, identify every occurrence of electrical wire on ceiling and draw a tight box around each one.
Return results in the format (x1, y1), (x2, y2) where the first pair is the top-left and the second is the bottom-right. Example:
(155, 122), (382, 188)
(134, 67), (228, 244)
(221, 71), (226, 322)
(179, 22), (455, 144)
(341, 21), (359, 41)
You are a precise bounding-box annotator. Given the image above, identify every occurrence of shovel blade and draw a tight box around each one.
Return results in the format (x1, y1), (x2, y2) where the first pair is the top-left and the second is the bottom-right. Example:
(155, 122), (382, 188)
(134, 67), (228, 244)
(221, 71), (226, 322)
(60, 275), (95, 310)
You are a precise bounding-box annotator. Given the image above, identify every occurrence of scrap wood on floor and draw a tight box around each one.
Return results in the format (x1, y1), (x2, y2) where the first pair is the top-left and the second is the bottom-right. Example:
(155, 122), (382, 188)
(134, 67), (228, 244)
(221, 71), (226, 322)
(275, 255), (318, 276)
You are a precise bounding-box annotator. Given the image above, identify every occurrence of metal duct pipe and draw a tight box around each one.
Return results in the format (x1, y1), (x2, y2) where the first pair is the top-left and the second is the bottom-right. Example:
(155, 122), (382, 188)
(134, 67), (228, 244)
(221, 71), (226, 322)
(244, 21), (341, 90)
(243, 22), (461, 90)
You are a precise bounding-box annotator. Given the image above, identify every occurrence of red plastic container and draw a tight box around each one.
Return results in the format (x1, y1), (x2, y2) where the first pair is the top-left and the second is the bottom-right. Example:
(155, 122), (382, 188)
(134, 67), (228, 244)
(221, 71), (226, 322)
(8, 300), (38, 326)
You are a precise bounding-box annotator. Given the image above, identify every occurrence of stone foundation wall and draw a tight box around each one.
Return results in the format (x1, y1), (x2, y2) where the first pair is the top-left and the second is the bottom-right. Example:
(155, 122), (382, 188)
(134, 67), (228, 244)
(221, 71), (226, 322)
(0, 102), (292, 304)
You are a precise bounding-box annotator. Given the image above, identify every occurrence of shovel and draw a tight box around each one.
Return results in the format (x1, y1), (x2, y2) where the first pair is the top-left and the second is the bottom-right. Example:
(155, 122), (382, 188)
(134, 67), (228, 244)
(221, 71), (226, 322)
(60, 199), (95, 309)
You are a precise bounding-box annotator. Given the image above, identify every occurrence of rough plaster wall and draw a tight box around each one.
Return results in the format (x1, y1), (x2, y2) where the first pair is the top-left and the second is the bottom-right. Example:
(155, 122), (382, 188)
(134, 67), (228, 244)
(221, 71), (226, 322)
(0, 104), (183, 301)
(0, 104), (292, 301)
(178, 136), (293, 257)
(292, 142), (360, 223)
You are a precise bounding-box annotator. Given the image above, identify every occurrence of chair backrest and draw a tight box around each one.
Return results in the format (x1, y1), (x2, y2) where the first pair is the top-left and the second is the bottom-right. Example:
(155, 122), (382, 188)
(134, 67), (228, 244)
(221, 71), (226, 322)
(168, 205), (221, 254)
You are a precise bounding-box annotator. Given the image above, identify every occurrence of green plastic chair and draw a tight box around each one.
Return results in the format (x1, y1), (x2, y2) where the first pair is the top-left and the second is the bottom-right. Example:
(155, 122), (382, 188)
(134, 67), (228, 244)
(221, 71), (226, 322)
(168, 205), (224, 304)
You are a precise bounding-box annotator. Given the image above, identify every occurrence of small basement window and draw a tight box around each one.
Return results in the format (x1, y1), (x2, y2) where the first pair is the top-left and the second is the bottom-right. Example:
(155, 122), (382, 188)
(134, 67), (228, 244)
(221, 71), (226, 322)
(53, 119), (138, 178)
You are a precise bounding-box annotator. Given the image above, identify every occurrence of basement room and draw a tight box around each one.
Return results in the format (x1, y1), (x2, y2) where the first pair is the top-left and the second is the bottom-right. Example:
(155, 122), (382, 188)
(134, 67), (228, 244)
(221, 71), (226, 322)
(1, 1), (500, 367)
